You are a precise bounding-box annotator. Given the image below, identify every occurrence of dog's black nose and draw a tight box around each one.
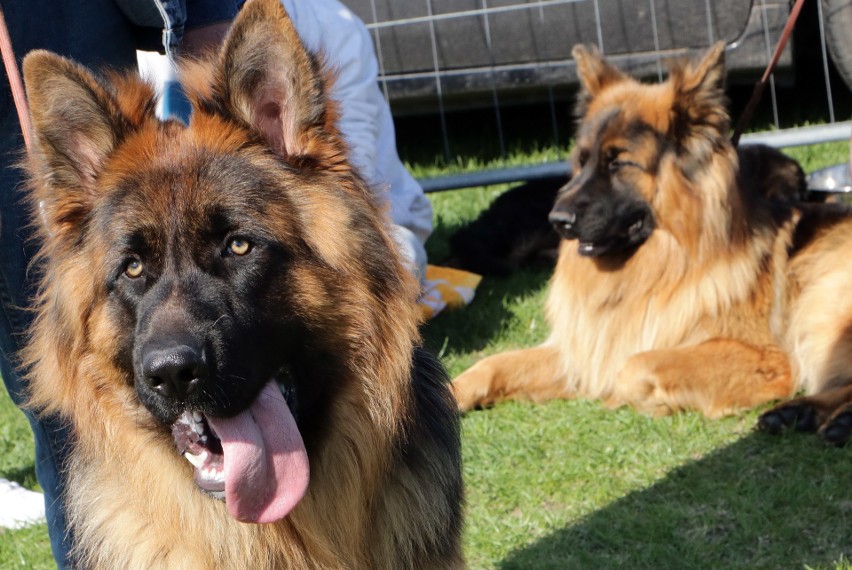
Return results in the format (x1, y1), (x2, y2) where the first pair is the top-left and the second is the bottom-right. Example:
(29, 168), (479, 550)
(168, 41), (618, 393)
(142, 345), (207, 400)
(549, 209), (577, 239)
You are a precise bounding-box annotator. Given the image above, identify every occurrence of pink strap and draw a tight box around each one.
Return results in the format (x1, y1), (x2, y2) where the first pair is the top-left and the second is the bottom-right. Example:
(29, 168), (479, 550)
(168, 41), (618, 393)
(0, 3), (32, 153)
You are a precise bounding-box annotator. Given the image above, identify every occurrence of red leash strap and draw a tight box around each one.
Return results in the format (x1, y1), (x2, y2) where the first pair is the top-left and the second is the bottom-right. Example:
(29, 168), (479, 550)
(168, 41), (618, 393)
(0, 3), (31, 153)
(731, 0), (808, 146)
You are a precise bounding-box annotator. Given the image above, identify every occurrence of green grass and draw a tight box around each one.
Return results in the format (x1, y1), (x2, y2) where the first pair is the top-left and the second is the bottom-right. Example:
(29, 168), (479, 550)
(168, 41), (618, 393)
(0, 385), (53, 569)
(1, 139), (850, 569)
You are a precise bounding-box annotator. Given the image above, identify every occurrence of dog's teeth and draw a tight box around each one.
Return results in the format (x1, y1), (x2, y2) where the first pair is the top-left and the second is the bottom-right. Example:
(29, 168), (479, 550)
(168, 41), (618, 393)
(184, 450), (208, 469)
(192, 422), (204, 435)
(192, 411), (203, 423)
(202, 468), (225, 484)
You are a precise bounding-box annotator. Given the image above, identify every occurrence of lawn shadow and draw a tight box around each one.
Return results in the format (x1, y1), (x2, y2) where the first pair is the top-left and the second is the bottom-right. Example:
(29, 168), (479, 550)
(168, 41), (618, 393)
(498, 431), (852, 570)
(422, 194), (555, 357)
(421, 265), (552, 357)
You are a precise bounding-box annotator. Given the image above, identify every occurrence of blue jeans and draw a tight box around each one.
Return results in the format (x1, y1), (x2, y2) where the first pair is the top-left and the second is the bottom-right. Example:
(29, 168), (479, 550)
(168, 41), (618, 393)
(1, 1), (237, 566)
(1, 2), (140, 567)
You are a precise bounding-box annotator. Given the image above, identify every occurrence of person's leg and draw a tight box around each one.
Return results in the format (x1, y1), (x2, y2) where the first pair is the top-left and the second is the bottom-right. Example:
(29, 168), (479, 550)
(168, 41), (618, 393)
(0, 95), (76, 570)
(0, 1), (139, 565)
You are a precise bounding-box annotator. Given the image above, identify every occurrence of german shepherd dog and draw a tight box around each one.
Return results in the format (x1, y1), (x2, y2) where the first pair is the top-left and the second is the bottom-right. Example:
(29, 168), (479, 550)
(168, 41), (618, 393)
(452, 43), (852, 445)
(21, 0), (463, 567)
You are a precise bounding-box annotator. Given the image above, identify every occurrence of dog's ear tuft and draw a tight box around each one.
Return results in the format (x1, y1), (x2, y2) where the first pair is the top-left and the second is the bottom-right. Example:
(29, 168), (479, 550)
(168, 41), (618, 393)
(212, 0), (342, 164)
(23, 51), (147, 239)
(573, 44), (627, 99)
(669, 42), (729, 134)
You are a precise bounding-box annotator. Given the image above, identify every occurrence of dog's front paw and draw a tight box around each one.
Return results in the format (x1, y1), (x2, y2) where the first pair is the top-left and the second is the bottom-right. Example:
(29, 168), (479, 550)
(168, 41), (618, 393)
(451, 366), (495, 413)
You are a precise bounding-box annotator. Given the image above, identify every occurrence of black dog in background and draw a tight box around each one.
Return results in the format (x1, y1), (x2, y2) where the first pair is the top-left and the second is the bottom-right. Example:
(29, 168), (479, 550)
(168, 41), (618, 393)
(445, 144), (808, 277)
(444, 176), (565, 277)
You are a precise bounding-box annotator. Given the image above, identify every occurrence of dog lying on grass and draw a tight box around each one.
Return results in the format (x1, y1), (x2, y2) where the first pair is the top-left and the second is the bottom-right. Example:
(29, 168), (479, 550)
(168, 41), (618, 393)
(452, 43), (852, 446)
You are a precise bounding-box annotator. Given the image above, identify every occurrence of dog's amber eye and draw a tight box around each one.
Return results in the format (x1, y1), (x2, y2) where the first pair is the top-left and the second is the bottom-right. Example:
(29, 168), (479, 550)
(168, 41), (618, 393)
(228, 238), (252, 256)
(125, 259), (144, 278)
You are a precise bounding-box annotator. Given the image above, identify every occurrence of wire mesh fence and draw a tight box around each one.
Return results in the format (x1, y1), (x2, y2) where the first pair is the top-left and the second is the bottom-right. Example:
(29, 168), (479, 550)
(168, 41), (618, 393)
(344, 0), (852, 191)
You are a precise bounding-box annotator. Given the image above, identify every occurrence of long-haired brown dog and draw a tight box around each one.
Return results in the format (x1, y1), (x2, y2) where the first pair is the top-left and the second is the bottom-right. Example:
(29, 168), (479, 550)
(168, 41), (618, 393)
(452, 43), (852, 445)
(21, 0), (463, 567)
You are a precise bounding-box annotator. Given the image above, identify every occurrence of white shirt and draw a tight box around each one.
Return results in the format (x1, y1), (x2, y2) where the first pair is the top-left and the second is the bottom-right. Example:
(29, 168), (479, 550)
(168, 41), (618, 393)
(280, 0), (433, 248)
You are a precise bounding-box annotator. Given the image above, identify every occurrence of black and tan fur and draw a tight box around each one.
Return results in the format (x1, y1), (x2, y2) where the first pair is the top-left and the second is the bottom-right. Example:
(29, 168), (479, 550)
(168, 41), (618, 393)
(452, 43), (852, 445)
(21, 0), (463, 567)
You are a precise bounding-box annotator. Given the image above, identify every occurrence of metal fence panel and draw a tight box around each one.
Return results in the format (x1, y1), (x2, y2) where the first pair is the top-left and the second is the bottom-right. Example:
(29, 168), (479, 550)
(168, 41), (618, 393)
(343, 0), (851, 189)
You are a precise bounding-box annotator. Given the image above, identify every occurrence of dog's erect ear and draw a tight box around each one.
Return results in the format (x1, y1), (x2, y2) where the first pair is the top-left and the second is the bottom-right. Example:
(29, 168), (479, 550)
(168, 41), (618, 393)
(212, 0), (339, 163)
(669, 42), (728, 132)
(23, 51), (153, 240)
(670, 41), (726, 98)
(572, 44), (627, 99)
(24, 52), (132, 190)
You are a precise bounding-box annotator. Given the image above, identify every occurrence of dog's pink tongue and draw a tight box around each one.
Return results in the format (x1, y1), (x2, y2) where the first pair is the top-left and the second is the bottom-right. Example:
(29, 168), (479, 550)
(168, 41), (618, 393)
(206, 381), (309, 524)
